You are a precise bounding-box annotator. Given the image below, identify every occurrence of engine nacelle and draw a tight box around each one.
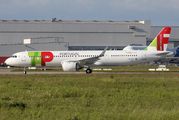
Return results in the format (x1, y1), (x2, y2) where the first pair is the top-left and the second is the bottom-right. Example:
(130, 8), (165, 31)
(61, 61), (82, 72)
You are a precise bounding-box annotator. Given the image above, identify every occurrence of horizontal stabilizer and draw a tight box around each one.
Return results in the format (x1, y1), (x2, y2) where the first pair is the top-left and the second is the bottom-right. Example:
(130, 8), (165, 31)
(155, 52), (171, 56)
(166, 57), (179, 59)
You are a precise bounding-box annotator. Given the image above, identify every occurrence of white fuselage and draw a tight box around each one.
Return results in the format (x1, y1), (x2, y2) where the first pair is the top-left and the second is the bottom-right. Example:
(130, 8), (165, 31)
(5, 50), (167, 67)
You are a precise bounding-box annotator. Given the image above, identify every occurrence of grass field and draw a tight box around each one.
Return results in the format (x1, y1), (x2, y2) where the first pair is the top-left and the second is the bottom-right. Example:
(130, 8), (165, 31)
(1, 72), (179, 120)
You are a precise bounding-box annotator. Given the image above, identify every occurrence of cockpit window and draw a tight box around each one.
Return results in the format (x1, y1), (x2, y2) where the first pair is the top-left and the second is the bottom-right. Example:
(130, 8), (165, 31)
(11, 55), (17, 58)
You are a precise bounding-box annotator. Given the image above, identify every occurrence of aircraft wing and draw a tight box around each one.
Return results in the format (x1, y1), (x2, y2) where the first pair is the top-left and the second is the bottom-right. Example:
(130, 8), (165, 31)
(63, 46), (108, 66)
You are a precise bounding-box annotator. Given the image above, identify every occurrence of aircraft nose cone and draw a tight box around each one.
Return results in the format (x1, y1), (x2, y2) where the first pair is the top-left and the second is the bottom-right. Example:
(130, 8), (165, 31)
(5, 58), (11, 66)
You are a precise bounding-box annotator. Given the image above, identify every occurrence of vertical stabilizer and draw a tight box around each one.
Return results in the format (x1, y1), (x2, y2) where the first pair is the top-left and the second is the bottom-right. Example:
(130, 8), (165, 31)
(144, 27), (171, 51)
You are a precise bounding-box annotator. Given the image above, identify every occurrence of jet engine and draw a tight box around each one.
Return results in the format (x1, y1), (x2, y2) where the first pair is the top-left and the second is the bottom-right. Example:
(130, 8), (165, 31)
(61, 61), (82, 72)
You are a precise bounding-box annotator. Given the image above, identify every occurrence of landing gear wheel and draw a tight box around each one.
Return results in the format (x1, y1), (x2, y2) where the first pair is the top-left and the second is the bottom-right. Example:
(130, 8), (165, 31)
(23, 67), (27, 74)
(23, 71), (27, 74)
(86, 69), (92, 74)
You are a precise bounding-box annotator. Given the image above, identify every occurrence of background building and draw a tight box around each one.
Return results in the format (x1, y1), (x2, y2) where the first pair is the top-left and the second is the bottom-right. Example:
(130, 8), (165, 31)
(0, 19), (179, 64)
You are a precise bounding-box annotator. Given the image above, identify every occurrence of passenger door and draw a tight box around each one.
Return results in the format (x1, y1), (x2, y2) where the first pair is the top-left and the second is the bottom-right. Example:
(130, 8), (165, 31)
(21, 52), (26, 61)
(142, 52), (147, 60)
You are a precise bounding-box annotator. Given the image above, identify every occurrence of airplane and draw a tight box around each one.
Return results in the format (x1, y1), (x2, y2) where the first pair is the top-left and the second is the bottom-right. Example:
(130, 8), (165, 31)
(5, 27), (172, 74)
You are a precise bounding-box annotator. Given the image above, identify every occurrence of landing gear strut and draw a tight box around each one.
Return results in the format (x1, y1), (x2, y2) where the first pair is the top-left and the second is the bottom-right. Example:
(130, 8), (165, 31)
(23, 67), (27, 74)
(86, 67), (92, 74)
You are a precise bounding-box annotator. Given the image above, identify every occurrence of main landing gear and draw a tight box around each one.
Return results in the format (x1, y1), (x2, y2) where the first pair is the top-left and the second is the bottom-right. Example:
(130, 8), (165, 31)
(23, 67), (27, 74)
(86, 67), (92, 74)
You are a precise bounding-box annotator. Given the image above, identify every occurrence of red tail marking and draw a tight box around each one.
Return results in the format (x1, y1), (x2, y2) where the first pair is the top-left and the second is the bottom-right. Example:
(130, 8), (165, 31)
(157, 27), (171, 51)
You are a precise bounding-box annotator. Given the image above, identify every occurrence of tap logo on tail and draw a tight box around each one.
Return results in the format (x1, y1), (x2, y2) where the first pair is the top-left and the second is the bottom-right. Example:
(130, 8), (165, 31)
(145, 27), (171, 51)
(157, 27), (171, 51)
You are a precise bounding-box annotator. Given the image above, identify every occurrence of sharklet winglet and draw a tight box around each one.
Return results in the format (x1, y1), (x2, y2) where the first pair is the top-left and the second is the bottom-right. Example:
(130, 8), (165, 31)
(99, 46), (108, 57)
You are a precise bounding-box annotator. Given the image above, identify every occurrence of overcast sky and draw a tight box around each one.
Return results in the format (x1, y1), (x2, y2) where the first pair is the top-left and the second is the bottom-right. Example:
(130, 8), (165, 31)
(0, 0), (178, 26)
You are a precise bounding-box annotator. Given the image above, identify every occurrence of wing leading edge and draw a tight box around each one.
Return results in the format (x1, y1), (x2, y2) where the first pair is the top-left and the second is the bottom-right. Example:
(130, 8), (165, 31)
(62, 46), (108, 66)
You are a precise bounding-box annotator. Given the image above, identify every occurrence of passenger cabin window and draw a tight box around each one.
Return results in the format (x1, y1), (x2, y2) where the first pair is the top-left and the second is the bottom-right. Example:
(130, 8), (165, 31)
(111, 54), (138, 57)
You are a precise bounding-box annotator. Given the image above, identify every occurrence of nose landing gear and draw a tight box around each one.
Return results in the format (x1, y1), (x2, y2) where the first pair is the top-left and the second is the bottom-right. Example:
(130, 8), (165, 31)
(23, 67), (27, 74)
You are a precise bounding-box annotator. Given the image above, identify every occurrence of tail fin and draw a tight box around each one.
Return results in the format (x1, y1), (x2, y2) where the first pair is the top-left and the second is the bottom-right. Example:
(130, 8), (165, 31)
(144, 27), (171, 51)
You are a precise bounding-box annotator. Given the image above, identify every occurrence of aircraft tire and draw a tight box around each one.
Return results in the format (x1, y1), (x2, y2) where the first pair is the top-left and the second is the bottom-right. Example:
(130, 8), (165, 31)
(23, 71), (27, 74)
(86, 69), (92, 74)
